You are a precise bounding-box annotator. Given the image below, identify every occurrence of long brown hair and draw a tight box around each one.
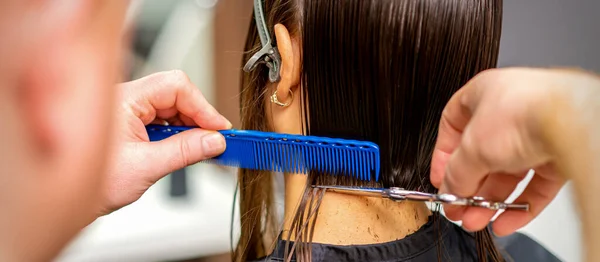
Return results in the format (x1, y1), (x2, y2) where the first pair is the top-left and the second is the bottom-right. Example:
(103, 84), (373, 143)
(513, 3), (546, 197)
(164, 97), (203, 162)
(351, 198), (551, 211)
(235, 0), (504, 261)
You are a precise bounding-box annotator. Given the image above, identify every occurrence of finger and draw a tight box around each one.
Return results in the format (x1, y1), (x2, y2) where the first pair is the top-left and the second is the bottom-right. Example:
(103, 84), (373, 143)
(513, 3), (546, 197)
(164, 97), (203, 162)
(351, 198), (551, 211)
(430, 149), (452, 189)
(166, 112), (196, 127)
(125, 70), (232, 129)
(141, 129), (226, 180)
(430, 88), (472, 188)
(178, 114), (196, 126)
(430, 70), (491, 188)
(439, 132), (490, 198)
(156, 111), (195, 126)
(165, 117), (184, 127)
(438, 132), (491, 221)
(437, 72), (504, 217)
(460, 172), (526, 232)
(491, 171), (565, 236)
(443, 205), (467, 222)
(150, 119), (167, 126)
(155, 107), (179, 121)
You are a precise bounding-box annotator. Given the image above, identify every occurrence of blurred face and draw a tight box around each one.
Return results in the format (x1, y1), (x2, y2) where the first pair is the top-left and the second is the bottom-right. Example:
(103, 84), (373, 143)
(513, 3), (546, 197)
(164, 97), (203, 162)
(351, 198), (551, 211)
(0, 1), (127, 260)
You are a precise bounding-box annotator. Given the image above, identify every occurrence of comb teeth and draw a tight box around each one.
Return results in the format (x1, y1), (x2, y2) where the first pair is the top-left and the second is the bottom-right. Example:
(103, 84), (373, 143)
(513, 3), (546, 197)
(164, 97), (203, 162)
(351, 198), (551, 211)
(146, 125), (380, 181)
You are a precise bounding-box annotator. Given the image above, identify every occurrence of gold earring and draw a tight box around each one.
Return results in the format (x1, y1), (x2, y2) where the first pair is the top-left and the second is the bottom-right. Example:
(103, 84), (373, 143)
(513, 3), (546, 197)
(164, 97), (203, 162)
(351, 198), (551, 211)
(270, 90), (293, 107)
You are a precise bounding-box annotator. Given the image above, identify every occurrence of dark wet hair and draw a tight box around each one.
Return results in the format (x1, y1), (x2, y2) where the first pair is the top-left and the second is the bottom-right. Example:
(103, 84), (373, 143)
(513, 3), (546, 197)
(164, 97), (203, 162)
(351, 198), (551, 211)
(235, 0), (504, 261)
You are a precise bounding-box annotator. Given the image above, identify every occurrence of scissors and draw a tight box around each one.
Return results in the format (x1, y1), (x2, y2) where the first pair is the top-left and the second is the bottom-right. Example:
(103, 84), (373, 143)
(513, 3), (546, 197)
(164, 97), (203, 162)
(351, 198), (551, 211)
(312, 185), (529, 211)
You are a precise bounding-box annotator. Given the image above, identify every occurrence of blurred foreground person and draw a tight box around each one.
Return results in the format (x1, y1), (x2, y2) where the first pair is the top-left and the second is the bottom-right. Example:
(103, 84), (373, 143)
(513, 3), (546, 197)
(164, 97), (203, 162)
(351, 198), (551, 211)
(0, 1), (231, 261)
(0, 1), (127, 260)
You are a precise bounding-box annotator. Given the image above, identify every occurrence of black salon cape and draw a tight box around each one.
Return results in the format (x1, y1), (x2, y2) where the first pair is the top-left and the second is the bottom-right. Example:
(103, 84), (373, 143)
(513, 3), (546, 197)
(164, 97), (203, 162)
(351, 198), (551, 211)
(252, 213), (561, 262)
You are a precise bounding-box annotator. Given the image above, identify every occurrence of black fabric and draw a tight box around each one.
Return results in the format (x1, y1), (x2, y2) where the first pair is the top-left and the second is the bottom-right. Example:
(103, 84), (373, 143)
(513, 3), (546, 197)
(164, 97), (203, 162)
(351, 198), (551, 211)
(251, 213), (561, 262)
(495, 232), (562, 262)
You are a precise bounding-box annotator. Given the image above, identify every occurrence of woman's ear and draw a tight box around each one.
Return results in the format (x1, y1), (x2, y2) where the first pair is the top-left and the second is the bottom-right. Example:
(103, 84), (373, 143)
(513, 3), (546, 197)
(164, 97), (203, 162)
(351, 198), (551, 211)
(274, 23), (300, 102)
(267, 24), (302, 135)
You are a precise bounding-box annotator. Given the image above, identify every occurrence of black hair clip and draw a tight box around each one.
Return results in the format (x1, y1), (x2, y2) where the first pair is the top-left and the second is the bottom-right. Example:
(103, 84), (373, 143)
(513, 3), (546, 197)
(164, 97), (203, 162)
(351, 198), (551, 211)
(243, 0), (281, 83)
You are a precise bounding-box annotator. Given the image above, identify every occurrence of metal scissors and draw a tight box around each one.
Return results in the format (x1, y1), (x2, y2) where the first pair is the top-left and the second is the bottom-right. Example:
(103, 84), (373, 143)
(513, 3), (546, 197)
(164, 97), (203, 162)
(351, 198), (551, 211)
(312, 185), (529, 211)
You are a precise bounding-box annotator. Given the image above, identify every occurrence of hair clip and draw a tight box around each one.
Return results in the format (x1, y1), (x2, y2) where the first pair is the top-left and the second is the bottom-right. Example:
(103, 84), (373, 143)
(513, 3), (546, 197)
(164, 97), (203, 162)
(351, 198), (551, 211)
(243, 0), (281, 83)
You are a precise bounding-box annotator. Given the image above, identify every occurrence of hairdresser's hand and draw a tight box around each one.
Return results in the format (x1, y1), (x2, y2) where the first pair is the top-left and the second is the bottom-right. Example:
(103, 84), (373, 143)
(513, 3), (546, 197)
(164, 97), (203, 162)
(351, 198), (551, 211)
(430, 68), (600, 236)
(102, 70), (232, 215)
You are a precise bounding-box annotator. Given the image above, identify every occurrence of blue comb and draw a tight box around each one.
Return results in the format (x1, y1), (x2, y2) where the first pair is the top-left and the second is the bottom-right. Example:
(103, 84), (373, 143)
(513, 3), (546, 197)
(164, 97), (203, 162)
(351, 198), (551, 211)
(145, 124), (380, 181)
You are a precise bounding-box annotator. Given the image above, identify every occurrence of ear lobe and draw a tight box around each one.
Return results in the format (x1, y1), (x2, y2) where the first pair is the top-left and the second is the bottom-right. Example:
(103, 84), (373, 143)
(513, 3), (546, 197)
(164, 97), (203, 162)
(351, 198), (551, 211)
(274, 24), (298, 103)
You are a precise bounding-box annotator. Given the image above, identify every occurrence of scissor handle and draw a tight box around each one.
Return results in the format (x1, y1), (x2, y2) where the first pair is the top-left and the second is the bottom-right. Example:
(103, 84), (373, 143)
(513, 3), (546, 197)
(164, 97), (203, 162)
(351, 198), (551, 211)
(468, 200), (530, 211)
(394, 191), (530, 211)
(436, 194), (529, 211)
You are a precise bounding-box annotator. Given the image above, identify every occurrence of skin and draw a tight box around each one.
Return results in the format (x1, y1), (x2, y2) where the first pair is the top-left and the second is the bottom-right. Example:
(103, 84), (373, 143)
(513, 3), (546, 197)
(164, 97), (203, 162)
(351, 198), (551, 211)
(270, 24), (430, 245)
(0, 2), (128, 260)
(104, 71), (231, 215)
(0, 1), (229, 261)
(430, 68), (600, 262)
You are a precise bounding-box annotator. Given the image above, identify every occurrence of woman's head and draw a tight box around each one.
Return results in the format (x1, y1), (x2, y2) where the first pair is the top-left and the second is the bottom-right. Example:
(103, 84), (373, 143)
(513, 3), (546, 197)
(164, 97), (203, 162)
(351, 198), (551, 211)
(237, 0), (503, 260)
(242, 0), (502, 189)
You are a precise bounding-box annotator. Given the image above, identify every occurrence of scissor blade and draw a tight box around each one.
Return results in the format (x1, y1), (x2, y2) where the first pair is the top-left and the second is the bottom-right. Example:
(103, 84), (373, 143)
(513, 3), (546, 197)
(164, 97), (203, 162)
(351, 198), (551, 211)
(311, 185), (385, 198)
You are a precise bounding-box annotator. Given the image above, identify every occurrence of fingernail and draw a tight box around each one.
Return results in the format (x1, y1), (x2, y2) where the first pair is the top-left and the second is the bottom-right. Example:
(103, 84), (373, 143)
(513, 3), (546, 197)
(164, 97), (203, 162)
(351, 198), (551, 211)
(224, 118), (233, 129)
(202, 132), (226, 157)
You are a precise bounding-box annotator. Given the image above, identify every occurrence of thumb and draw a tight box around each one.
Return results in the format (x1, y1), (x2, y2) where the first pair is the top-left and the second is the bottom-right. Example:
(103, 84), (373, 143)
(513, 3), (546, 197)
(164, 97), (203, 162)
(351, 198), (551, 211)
(143, 129), (226, 178)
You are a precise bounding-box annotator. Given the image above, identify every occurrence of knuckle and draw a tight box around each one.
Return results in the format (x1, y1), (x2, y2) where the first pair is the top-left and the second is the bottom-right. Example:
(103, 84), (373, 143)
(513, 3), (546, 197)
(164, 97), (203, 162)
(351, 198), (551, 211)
(508, 129), (529, 160)
(475, 68), (501, 82)
(177, 138), (192, 168)
(439, 108), (458, 135)
(168, 69), (191, 89)
(152, 70), (191, 92)
(459, 132), (480, 162)
(469, 68), (503, 94)
(462, 128), (497, 169)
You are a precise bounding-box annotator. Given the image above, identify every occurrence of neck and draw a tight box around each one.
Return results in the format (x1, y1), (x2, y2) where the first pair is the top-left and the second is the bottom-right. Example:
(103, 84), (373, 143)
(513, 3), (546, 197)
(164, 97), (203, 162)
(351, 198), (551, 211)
(282, 173), (431, 245)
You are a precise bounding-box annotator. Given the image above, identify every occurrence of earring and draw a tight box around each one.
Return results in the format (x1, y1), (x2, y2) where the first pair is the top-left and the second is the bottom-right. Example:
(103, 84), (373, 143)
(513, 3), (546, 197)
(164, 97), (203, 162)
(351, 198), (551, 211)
(270, 89), (293, 107)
